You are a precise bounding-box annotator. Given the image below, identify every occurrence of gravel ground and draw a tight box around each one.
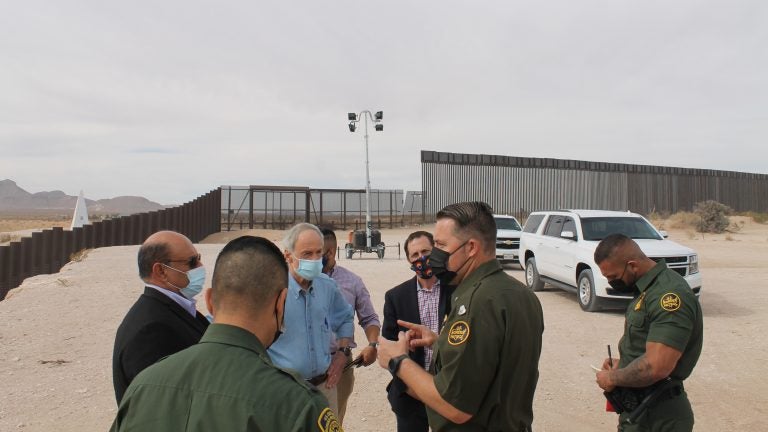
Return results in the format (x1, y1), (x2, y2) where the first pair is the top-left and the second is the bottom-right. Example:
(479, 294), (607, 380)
(1, 220), (766, 431)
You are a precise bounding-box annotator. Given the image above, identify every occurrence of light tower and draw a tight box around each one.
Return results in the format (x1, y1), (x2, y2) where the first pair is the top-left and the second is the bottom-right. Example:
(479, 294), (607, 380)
(347, 110), (383, 250)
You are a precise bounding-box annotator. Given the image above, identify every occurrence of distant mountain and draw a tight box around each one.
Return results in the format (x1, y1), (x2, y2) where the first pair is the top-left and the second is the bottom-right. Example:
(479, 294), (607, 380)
(0, 179), (165, 216)
(91, 196), (167, 215)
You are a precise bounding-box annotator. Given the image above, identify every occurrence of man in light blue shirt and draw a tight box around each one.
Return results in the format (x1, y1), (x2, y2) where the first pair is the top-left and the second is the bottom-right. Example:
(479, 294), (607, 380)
(269, 223), (354, 415)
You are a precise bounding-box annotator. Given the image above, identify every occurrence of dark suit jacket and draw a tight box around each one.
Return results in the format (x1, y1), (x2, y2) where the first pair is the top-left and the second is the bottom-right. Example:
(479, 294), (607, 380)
(112, 287), (209, 403)
(382, 277), (451, 416)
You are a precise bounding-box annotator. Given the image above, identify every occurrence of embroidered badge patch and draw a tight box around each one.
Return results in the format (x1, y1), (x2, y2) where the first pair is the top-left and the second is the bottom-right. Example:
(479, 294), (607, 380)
(448, 321), (470, 346)
(660, 293), (681, 312)
(317, 408), (342, 432)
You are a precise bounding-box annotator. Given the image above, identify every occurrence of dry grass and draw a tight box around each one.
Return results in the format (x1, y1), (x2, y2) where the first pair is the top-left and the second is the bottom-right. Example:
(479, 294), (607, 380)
(741, 211), (768, 224)
(0, 233), (21, 244)
(666, 211), (700, 230)
(0, 218), (69, 233)
(69, 249), (91, 263)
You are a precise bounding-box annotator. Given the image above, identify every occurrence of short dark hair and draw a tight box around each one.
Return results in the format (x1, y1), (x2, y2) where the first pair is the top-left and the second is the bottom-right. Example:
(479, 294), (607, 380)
(594, 233), (636, 264)
(436, 201), (496, 254)
(320, 227), (336, 243)
(211, 236), (288, 311)
(137, 242), (170, 279)
(404, 231), (434, 256)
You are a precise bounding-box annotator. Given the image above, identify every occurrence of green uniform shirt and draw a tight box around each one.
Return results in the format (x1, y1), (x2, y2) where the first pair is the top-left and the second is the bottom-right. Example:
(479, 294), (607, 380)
(619, 260), (703, 380)
(428, 260), (544, 432)
(110, 323), (341, 432)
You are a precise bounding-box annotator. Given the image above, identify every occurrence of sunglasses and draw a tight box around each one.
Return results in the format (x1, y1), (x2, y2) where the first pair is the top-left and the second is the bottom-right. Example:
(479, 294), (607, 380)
(165, 253), (201, 269)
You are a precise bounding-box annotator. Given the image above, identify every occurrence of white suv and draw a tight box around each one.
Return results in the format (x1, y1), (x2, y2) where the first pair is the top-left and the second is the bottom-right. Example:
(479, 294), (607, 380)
(519, 210), (702, 312)
(494, 214), (523, 265)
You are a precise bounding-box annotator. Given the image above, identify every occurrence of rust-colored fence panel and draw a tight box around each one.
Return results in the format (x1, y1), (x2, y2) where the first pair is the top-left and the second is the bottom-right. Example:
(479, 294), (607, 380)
(422, 150), (768, 219)
(0, 188), (221, 301)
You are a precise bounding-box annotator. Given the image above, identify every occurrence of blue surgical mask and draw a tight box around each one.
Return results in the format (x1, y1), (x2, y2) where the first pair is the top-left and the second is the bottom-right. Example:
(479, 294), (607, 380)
(163, 264), (206, 299)
(295, 258), (323, 281)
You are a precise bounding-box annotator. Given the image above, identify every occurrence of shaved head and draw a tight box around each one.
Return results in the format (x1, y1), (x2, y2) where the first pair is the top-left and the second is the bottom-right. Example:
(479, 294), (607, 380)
(211, 236), (288, 313)
(594, 233), (647, 265)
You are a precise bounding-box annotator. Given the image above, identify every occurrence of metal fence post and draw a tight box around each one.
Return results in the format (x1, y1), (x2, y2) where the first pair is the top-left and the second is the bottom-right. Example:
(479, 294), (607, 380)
(31, 232), (44, 276)
(0, 246), (10, 299)
(20, 237), (33, 280)
(9, 241), (21, 292)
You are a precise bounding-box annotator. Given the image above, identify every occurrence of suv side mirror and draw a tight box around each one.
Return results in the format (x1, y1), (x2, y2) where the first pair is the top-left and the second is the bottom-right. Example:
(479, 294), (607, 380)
(659, 230), (669, 238)
(560, 230), (576, 240)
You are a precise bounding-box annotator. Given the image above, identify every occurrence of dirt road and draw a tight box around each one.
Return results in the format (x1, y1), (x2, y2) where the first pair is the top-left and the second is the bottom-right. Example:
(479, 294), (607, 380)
(1, 221), (766, 431)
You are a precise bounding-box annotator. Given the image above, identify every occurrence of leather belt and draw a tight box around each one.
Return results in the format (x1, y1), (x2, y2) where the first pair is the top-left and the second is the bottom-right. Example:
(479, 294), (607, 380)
(306, 373), (328, 386)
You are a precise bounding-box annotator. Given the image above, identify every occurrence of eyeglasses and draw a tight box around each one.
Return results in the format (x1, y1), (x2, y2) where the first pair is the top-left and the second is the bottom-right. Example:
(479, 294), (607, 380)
(165, 253), (201, 269)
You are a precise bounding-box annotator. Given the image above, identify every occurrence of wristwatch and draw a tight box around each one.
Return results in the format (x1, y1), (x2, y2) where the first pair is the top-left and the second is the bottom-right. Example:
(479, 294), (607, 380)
(369, 342), (379, 348)
(388, 354), (409, 376)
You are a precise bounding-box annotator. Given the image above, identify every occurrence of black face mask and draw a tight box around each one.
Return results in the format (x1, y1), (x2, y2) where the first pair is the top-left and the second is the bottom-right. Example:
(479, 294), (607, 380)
(269, 294), (286, 348)
(608, 262), (637, 294)
(427, 241), (469, 285)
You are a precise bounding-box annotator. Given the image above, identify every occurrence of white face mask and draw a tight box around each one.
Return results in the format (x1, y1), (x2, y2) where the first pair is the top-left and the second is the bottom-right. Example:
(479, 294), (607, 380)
(163, 264), (206, 299)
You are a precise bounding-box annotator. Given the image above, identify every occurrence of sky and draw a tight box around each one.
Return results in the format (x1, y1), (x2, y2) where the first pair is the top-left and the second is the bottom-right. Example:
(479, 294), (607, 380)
(1, 0), (766, 205)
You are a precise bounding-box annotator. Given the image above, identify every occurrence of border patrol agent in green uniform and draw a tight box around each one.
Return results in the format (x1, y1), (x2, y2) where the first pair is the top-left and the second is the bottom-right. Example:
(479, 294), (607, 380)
(110, 236), (342, 432)
(378, 202), (544, 432)
(594, 234), (703, 432)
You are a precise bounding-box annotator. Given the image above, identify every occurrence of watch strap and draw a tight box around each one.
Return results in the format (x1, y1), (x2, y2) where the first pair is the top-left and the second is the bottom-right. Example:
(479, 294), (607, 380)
(388, 354), (409, 376)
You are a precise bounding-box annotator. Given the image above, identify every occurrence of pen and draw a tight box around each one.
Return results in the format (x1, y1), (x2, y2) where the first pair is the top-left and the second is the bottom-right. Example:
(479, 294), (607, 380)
(607, 344), (613, 368)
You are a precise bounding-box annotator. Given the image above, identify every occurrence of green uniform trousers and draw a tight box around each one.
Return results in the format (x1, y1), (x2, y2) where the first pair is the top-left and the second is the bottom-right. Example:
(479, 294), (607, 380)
(618, 390), (693, 432)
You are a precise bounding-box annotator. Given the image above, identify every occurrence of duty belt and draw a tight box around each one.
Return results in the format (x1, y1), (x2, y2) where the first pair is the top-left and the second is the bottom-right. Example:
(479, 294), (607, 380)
(605, 378), (684, 423)
(306, 373), (328, 386)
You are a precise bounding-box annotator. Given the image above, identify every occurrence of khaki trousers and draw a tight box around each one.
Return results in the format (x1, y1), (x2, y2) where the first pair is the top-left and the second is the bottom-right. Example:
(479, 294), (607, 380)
(336, 363), (355, 424)
(317, 383), (339, 417)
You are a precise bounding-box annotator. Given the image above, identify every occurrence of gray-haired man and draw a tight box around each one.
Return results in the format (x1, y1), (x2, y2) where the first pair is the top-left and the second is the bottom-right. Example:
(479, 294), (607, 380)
(268, 223), (354, 415)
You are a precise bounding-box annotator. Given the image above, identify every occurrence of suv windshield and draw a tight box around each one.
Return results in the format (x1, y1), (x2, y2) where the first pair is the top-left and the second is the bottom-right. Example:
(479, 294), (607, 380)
(580, 217), (662, 241)
(495, 217), (521, 231)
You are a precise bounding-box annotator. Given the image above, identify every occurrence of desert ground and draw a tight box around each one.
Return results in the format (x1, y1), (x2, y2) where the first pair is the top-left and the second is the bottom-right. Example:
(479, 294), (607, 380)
(1, 218), (767, 431)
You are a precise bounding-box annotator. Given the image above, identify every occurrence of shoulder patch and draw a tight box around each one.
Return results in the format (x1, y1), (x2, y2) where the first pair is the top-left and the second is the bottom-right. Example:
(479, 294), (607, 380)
(447, 320), (470, 346)
(660, 293), (681, 312)
(317, 408), (342, 432)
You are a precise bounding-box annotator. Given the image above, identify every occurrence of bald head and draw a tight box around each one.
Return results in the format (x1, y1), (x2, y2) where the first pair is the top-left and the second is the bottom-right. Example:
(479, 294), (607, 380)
(594, 233), (647, 266)
(211, 236), (288, 313)
(137, 231), (195, 279)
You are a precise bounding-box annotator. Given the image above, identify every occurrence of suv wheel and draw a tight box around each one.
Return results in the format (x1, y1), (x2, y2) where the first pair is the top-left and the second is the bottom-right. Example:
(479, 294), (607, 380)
(525, 257), (544, 291)
(578, 269), (600, 312)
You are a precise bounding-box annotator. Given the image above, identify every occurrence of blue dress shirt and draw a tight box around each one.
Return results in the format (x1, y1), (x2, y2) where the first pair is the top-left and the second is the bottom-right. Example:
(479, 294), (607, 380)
(268, 273), (354, 379)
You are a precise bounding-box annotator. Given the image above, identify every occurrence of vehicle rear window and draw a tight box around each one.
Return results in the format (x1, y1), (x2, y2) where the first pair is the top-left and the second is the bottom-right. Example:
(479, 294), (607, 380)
(580, 217), (662, 241)
(523, 215), (545, 233)
(495, 217), (521, 231)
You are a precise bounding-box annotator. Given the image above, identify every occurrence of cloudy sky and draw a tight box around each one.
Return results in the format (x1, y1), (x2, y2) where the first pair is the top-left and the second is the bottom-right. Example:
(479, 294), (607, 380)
(1, 1), (766, 204)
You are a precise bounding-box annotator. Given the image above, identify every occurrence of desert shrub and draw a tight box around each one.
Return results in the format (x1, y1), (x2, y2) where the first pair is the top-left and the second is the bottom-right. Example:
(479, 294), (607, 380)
(728, 220), (745, 233)
(694, 200), (732, 233)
